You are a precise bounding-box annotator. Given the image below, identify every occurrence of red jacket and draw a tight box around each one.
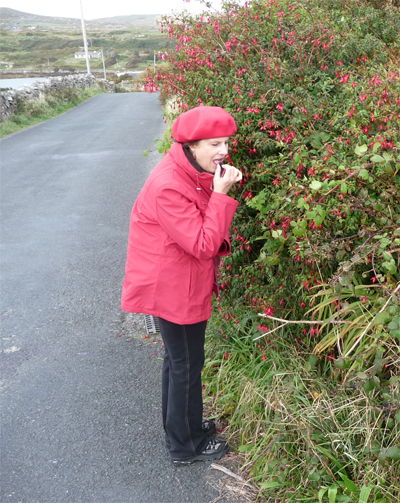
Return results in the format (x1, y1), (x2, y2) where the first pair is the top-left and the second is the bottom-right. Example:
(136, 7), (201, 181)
(121, 142), (239, 324)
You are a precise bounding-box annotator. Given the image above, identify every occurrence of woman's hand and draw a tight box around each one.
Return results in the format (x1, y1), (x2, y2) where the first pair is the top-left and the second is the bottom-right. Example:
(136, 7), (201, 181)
(213, 164), (243, 194)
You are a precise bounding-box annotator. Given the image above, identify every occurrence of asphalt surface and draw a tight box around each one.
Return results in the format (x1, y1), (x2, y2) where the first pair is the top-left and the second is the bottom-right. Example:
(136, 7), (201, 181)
(0, 93), (235, 503)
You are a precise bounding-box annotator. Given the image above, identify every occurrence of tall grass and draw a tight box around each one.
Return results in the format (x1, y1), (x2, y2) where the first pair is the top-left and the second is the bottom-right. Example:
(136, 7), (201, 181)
(204, 312), (400, 502)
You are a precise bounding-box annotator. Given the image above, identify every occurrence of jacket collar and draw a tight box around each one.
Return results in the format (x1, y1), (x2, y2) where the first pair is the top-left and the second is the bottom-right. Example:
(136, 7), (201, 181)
(169, 142), (214, 191)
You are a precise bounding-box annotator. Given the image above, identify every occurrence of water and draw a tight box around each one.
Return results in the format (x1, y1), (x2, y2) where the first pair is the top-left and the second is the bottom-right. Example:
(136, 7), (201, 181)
(0, 77), (50, 90)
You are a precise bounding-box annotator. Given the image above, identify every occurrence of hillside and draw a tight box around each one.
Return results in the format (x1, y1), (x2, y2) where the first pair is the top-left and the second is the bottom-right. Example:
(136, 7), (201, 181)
(0, 9), (172, 75)
(0, 8), (160, 30)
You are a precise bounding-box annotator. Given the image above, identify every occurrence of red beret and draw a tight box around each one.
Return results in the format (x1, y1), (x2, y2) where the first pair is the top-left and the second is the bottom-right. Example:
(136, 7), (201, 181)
(172, 105), (237, 142)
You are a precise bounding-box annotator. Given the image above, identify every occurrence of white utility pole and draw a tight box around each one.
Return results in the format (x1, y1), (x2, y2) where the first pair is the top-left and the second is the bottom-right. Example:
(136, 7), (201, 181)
(101, 47), (106, 80)
(79, 0), (91, 75)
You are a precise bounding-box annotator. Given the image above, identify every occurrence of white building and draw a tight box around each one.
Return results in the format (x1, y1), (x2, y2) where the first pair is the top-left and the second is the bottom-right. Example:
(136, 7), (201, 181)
(74, 51), (101, 59)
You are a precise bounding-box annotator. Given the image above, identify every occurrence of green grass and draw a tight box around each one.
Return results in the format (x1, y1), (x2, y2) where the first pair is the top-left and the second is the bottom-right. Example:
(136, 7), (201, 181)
(0, 85), (104, 137)
(204, 312), (400, 503)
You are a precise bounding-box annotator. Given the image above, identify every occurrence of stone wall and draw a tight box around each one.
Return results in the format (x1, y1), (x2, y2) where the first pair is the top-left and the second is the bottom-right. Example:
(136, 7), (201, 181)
(0, 73), (115, 122)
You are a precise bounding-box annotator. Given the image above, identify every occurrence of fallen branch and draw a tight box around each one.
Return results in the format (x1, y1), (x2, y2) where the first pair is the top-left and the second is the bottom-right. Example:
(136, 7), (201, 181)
(210, 464), (252, 486)
(253, 322), (288, 341)
(258, 313), (351, 325)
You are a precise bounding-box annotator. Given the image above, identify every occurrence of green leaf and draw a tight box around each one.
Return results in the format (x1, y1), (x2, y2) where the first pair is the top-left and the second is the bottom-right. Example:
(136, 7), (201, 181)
(371, 154), (385, 163)
(339, 473), (359, 494)
(293, 227), (307, 237)
(385, 163), (394, 176)
(319, 488), (328, 503)
(328, 485), (338, 503)
(355, 144), (368, 156)
(341, 182), (348, 194)
(364, 379), (376, 392)
(143, 150), (148, 157)
(373, 312), (392, 326)
(334, 357), (350, 370)
(387, 446), (400, 461)
(359, 169), (369, 180)
(310, 180), (322, 190)
(382, 261), (397, 275)
(359, 485), (372, 503)
(309, 471), (321, 481)
(314, 215), (323, 227)
(259, 481), (283, 489)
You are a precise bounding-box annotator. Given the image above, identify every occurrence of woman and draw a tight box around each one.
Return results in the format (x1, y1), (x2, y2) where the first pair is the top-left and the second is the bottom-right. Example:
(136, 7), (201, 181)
(121, 105), (242, 465)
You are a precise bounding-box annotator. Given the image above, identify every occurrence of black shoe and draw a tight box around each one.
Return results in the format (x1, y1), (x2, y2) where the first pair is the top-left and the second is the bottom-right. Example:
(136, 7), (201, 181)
(165, 419), (216, 449)
(201, 419), (216, 437)
(172, 438), (230, 465)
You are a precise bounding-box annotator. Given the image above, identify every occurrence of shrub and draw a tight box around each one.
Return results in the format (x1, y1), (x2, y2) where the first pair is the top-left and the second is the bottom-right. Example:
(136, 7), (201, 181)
(143, 1), (400, 498)
(144, 0), (400, 370)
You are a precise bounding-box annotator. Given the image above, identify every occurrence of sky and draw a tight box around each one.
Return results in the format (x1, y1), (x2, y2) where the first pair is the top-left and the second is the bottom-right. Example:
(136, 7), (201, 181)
(0, 0), (224, 19)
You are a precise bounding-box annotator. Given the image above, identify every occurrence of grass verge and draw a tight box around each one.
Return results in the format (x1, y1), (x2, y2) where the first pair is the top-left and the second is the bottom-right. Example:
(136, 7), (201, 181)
(204, 311), (400, 503)
(0, 85), (104, 137)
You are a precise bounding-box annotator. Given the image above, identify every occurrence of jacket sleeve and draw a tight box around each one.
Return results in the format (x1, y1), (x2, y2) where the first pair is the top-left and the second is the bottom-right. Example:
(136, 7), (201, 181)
(155, 185), (238, 260)
(218, 238), (231, 257)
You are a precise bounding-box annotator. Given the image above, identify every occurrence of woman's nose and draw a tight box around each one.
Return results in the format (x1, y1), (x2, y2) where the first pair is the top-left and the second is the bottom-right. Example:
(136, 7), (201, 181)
(219, 144), (228, 155)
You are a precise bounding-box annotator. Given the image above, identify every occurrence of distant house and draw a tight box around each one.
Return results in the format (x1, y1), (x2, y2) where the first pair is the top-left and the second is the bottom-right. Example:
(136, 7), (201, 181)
(74, 51), (101, 59)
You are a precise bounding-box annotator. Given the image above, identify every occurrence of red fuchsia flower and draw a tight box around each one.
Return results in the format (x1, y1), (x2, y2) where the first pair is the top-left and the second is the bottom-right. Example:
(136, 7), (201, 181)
(276, 103), (284, 111)
(224, 352), (229, 360)
(372, 277), (377, 283)
(300, 302), (306, 308)
(302, 329), (307, 334)
(327, 354), (335, 361)
(264, 306), (274, 317)
(362, 297), (368, 303)
(261, 355), (267, 361)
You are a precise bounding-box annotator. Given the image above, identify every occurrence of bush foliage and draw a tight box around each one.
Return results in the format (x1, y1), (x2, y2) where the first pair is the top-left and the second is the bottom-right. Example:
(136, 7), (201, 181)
(145, 0), (400, 368)
(143, 0), (400, 500)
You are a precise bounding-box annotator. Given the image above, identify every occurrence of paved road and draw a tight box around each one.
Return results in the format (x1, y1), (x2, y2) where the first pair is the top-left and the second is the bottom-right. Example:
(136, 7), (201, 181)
(0, 93), (233, 503)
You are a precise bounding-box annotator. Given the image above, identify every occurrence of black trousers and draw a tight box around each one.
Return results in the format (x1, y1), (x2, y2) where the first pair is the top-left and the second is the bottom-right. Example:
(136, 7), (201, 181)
(158, 317), (209, 461)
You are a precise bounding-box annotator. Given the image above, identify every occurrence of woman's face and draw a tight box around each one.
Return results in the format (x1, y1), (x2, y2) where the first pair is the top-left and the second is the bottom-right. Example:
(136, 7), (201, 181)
(191, 137), (230, 174)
